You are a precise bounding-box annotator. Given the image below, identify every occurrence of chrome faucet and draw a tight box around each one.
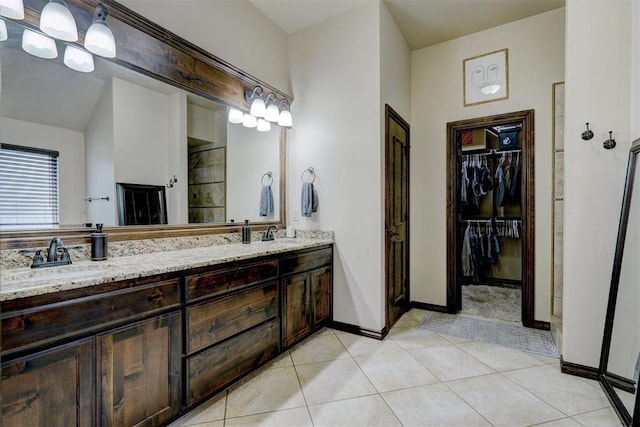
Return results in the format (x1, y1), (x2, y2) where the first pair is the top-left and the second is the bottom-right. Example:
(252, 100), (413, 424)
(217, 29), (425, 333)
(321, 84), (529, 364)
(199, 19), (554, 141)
(262, 226), (278, 241)
(47, 236), (64, 262)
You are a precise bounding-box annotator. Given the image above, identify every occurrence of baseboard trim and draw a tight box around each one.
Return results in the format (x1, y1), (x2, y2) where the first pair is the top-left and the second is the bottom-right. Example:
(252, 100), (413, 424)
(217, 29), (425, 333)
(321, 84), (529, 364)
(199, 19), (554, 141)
(533, 320), (551, 331)
(410, 301), (448, 313)
(560, 357), (599, 380)
(329, 321), (387, 340)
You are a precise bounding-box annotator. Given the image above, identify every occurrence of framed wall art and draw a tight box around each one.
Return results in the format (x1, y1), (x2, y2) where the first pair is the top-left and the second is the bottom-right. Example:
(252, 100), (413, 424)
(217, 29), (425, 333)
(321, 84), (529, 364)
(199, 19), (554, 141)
(463, 48), (509, 107)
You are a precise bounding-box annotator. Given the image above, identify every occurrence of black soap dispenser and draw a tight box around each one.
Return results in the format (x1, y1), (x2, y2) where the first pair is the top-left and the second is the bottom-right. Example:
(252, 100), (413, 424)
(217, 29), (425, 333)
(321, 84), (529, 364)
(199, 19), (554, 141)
(91, 223), (108, 261)
(242, 219), (251, 244)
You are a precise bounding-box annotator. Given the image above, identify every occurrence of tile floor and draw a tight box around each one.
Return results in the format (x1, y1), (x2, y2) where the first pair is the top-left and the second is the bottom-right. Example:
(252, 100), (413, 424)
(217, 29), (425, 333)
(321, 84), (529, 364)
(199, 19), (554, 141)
(169, 309), (622, 427)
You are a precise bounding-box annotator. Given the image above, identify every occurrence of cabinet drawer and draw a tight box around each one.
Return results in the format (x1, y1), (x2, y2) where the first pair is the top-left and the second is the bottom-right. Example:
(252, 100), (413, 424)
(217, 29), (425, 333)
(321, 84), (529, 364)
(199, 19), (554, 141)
(2, 279), (180, 355)
(186, 319), (279, 406)
(280, 247), (332, 276)
(185, 259), (278, 302)
(186, 282), (278, 354)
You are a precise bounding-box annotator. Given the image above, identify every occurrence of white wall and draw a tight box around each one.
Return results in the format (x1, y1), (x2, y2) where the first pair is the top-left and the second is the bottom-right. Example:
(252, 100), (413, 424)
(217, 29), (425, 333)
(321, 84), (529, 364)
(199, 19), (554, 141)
(168, 93), (188, 225)
(1, 116), (87, 226)
(563, 0), (635, 367)
(85, 80), (115, 226)
(118, 0), (291, 95)
(410, 9), (565, 322)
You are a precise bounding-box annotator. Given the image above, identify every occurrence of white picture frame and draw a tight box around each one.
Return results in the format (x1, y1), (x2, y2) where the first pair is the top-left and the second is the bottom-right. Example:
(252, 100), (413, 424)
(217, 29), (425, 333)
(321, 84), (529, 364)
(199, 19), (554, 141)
(463, 48), (509, 107)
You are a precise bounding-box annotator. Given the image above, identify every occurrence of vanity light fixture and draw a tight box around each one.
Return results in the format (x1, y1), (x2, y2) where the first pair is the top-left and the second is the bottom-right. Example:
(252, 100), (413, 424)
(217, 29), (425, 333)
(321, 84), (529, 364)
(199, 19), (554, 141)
(256, 118), (271, 132)
(40, 0), (77, 42)
(0, 19), (7, 41)
(22, 28), (57, 59)
(64, 45), (94, 72)
(264, 93), (279, 122)
(84, 3), (116, 58)
(242, 113), (257, 128)
(228, 107), (244, 124)
(245, 86), (266, 118)
(277, 99), (292, 128)
(0, 0), (24, 20)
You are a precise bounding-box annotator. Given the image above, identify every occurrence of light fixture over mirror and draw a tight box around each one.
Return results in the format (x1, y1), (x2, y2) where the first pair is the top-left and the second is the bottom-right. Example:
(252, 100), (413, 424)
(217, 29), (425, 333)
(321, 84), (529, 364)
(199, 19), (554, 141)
(264, 93), (279, 122)
(228, 107), (243, 124)
(40, 0), (77, 42)
(84, 3), (115, 58)
(63, 44), (94, 72)
(0, 18), (7, 41)
(246, 86), (266, 117)
(22, 28), (57, 59)
(278, 99), (293, 128)
(0, 0), (24, 20)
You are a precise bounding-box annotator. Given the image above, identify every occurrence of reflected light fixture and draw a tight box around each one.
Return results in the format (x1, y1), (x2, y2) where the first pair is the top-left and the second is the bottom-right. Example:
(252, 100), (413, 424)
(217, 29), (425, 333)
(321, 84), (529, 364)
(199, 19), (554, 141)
(40, 0), (77, 42)
(228, 107), (244, 124)
(0, 19), (7, 41)
(264, 93), (279, 122)
(0, 0), (24, 19)
(257, 118), (271, 132)
(277, 99), (292, 128)
(22, 28), (57, 59)
(64, 45), (94, 72)
(84, 3), (116, 58)
(242, 113), (257, 128)
(245, 86), (266, 118)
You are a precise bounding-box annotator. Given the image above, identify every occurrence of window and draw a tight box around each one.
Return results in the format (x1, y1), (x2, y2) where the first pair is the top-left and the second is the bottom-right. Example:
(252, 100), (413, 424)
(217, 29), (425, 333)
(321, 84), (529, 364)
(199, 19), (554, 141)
(0, 143), (59, 229)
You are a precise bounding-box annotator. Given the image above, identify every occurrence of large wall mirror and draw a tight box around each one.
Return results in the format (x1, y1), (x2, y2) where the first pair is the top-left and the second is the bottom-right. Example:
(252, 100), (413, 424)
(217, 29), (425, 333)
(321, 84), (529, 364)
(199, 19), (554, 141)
(0, 0), (290, 249)
(599, 138), (640, 426)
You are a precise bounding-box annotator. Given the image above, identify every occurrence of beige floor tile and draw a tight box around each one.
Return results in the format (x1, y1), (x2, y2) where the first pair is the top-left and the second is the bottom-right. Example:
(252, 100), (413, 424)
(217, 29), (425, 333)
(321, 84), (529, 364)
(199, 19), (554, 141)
(335, 330), (404, 357)
(409, 345), (494, 381)
(387, 326), (450, 350)
(226, 366), (306, 418)
(308, 394), (402, 427)
(168, 392), (226, 426)
(502, 365), (611, 416)
(448, 373), (565, 426)
(531, 353), (562, 364)
(437, 331), (476, 344)
(571, 407), (624, 426)
(170, 421), (224, 427)
(355, 347), (438, 392)
(268, 351), (294, 368)
(225, 407), (313, 427)
(458, 341), (547, 372)
(290, 332), (350, 365)
(531, 418), (582, 426)
(295, 358), (377, 405)
(382, 383), (491, 426)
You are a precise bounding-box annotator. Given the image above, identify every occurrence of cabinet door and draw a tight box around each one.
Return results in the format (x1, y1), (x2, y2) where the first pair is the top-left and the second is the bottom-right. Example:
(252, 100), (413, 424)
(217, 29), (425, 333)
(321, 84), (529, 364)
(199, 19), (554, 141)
(311, 266), (332, 329)
(98, 312), (181, 427)
(282, 273), (311, 348)
(1, 338), (94, 427)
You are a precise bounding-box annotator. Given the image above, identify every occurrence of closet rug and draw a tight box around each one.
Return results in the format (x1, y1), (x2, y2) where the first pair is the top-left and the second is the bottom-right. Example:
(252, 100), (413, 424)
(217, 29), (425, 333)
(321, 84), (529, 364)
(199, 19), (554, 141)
(461, 284), (521, 323)
(418, 312), (559, 358)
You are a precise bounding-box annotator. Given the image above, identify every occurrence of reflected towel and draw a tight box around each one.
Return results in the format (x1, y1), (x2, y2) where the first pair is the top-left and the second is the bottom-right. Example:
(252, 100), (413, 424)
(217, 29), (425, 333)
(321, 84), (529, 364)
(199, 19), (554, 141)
(259, 185), (274, 216)
(301, 182), (318, 217)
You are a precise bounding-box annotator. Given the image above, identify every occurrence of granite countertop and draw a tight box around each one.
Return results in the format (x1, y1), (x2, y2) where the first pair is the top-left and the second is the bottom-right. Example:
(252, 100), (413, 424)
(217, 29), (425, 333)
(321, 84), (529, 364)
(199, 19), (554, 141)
(0, 238), (333, 301)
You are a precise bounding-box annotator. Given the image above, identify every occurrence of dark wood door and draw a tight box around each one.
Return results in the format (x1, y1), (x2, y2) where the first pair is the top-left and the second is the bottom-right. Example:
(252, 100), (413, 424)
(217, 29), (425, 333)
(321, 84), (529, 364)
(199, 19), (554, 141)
(1, 338), (95, 427)
(385, 105), (411, 330)
(311, 266), (332, 328)
(97, 311), (181, 427)
(282, 273), (311, 348)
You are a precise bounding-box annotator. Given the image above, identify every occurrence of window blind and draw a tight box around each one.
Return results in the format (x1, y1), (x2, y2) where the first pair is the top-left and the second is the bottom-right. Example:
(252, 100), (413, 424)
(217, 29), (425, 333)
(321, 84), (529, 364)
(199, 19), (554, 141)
(0, 143), (60, 229)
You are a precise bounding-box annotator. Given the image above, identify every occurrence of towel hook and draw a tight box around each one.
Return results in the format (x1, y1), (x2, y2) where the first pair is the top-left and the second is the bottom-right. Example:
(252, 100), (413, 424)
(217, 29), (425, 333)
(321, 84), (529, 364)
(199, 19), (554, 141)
(261, 171), (273, 186)
(603, 131), (616, 150)
(301, 167), (316, 183)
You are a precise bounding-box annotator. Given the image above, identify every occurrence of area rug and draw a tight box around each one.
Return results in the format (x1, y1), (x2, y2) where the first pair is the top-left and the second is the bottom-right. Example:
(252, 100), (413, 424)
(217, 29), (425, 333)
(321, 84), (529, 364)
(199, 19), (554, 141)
(461, 284), (521, 324)
(418, 312), (559, 358)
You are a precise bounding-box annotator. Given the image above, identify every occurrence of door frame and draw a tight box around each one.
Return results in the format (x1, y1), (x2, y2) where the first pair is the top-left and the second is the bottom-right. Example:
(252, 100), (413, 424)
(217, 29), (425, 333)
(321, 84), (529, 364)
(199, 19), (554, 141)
(384, 104), (411, 330)
(446, 109), (536, 328)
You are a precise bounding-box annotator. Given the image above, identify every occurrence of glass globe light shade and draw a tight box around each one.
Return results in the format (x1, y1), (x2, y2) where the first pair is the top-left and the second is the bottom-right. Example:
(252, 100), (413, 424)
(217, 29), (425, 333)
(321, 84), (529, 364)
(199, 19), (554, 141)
(40, 0), (77, 42)
(64, 45), (94, 72)
(249, 97), (266, 118)
(228, 108), (244, 124)
(22, 29), (57, 59)
(0, 0), (24, 20)
(84, 20), (115, 58)
(264, 102), (279, 122)
(277, 110), (292, 128)
(242, 114), (257, 128)
(0, 19), (7, 41)
(257, 119), (271, 132)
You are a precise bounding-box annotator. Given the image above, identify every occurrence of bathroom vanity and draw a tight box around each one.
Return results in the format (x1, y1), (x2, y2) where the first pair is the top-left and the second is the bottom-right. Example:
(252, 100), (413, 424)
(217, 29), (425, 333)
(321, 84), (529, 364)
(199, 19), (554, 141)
(1, 240), (333, 427)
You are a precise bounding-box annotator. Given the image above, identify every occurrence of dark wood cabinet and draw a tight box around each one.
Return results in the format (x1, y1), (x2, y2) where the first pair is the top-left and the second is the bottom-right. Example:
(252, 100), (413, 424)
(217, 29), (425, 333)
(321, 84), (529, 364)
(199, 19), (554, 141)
(97, 312), (181, 427)
(281, 247), (333, 348)
(1, 338), (95, 427)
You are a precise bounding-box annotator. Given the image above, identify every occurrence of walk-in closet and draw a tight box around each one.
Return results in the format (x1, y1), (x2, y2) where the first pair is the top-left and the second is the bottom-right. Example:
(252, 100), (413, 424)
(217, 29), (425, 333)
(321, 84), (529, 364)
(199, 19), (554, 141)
(446, 110), (536, 328)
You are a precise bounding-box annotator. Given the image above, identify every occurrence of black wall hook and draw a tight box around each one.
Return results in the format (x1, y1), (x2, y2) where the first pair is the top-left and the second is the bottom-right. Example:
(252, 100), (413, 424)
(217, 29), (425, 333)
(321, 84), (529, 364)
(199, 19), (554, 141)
(581, 122), (594, 140)
(603, 131), (616, 150)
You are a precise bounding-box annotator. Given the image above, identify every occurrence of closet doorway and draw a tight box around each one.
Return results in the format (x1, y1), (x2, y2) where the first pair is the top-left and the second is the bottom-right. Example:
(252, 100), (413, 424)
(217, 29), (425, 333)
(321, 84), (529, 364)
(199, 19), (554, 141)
(446, 110), (536, 328)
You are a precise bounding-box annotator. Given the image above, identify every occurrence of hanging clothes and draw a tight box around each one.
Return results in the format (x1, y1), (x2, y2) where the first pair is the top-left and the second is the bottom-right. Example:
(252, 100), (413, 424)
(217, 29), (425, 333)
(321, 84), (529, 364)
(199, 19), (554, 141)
(460, 158), (469, 206)
(510, 152), (521, 201)
(495, 161), (506, 207)
(462, 224), (472, 276)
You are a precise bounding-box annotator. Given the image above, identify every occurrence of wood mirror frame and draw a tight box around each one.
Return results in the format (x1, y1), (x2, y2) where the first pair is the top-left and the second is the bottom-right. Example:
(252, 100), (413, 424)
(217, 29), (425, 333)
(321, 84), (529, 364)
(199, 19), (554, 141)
(446, 109), (536, 328)
(598, 138), (640, 427)
(0, 0), (290, 250)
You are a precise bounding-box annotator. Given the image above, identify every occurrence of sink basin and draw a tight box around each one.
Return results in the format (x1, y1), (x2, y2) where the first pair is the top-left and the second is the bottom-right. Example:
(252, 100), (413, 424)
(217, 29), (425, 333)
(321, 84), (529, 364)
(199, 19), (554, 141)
(1, 262), (111, 283)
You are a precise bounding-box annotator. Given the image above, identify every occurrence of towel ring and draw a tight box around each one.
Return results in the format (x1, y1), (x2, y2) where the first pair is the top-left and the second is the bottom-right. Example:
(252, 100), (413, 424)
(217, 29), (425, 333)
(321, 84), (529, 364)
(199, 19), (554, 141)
(261, 171), (273, 186)
(301, 167), (316, 183)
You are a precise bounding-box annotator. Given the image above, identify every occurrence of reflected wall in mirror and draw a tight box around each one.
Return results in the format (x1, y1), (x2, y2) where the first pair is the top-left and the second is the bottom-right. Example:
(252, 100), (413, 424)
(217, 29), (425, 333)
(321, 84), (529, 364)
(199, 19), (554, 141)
(0, 18), (281, 230)
(599, 137), (640, 427)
